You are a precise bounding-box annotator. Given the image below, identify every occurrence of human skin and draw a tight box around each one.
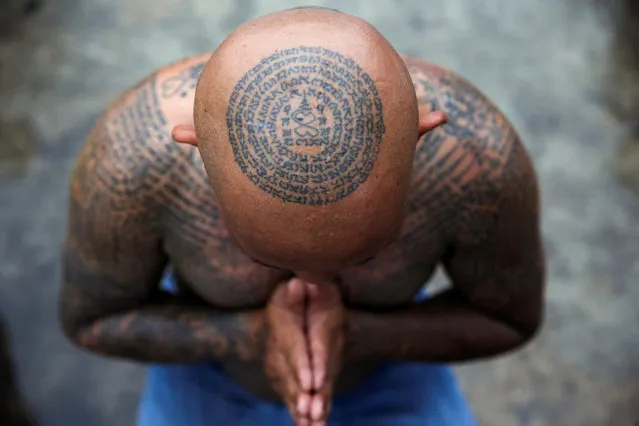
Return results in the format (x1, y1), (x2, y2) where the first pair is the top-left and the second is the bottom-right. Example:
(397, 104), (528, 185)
(59, 8), (544, 426)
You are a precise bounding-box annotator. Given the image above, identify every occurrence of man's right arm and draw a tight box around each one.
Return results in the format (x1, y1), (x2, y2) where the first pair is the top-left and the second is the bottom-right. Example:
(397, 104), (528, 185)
(59, 106), (266, 364)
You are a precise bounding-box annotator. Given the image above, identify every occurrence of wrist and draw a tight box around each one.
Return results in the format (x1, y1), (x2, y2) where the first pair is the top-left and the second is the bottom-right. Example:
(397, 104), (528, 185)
(342, 308), (401, 363)
(343, 308), (366, 362)
(236, 309), (269, 363)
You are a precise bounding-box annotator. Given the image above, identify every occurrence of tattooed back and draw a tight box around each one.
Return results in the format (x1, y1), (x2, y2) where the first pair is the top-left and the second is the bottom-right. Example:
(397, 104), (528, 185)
(67, 52), (523, 309)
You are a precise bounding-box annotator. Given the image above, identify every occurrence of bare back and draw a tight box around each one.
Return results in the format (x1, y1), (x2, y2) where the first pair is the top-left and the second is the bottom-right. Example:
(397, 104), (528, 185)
(78, 53), (513, 307)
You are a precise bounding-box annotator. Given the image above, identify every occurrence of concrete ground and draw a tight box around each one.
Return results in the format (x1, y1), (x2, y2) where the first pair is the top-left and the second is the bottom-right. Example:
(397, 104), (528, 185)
(1, 0), (638, 425)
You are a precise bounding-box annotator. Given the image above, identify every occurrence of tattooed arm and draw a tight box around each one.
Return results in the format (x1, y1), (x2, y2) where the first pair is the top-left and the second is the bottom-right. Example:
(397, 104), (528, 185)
(344, 138), (544, 363)
(342, 62), (545, 362)
(59, 80), (265, 364)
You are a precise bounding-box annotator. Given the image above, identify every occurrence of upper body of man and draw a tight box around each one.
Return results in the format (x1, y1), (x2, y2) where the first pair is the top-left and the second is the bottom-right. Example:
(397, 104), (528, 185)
(59, 7), (544, 425)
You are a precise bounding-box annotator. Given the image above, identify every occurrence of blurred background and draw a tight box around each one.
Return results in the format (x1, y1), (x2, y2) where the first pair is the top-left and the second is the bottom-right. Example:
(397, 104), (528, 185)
(1, 0), (638, 425)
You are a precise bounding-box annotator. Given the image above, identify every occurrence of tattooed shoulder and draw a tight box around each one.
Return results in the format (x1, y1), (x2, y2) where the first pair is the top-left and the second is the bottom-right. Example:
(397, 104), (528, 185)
(73, 79), (172, 209)
(403, 57), (523, 245)
(72, 56), (210, 210)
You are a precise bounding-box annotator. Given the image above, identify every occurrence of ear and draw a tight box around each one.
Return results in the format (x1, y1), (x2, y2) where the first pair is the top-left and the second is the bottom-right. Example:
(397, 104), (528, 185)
(172, 125), (198, 146)
(418, 110), (447, 139)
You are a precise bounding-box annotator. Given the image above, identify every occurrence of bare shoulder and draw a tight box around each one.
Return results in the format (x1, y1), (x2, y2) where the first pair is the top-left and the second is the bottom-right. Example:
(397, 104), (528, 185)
(71, 53), (212, 211)
(401, 53), (512, 147)
(400, 54), (537, 245)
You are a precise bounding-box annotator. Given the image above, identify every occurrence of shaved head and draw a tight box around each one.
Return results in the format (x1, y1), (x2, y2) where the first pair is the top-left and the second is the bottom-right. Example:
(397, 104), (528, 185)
(194, 8), (419, 272)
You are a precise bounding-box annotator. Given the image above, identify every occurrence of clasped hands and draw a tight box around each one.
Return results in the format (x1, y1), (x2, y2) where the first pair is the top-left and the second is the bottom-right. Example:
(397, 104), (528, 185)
(265, 278), (345, 426)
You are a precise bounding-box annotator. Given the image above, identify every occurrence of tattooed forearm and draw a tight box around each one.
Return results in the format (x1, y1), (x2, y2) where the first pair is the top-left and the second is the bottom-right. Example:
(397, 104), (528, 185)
(344, 291), (530, 363)
(72, 306), (264, 363)
(59, 260), (266, 363)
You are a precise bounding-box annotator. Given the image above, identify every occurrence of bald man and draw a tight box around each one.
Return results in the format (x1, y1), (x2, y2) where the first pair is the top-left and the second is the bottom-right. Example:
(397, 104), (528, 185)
(59, 7), (544, 426)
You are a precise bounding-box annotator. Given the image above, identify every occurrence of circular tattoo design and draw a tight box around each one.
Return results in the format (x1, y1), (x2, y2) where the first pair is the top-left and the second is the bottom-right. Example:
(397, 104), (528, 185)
(226, 46), (386, 205)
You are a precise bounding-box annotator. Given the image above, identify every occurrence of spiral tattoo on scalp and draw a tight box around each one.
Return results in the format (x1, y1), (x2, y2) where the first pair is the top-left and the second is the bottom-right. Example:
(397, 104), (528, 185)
(226, 46), (386, 205)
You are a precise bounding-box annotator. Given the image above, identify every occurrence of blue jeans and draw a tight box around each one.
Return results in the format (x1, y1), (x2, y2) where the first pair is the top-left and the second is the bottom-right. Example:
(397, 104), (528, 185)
(136, 274), (476, 426)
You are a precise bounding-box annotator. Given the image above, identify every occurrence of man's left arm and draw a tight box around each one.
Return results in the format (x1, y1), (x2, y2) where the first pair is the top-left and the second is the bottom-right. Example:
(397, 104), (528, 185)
(343, 141), (545, 363)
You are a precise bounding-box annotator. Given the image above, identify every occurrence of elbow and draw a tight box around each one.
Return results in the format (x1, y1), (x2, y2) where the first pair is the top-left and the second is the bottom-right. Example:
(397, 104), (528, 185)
(516, 322), (541, 350)
(513, 307), (544, 350)
(59, 314), (83, 347)
(58, 298), (78, 343)
(60, 318), (102, 354)
(58, 305), (94, 350)
(57, 289), (102, 350)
